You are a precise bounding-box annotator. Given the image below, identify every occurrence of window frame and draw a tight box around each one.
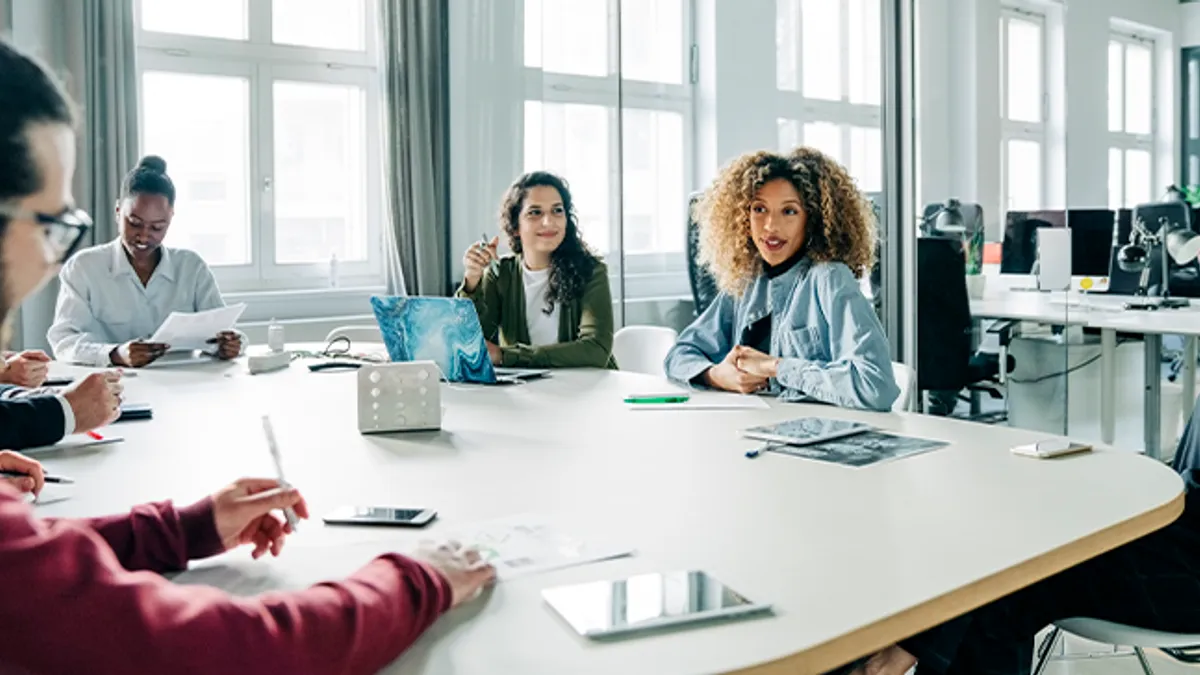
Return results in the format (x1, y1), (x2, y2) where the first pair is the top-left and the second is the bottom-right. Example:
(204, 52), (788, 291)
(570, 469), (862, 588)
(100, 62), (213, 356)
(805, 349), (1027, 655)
(775, 0), (884, 191)
(1108, 29), (1157, 209)
(134, 0), (385, 294)
(998, 6), (1048, 212)
(520, 0), (696, 292)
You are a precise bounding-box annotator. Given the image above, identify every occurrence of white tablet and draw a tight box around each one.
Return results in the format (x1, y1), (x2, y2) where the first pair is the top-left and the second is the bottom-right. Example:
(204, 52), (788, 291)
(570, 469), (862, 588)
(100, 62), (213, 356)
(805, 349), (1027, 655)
(742, 417), (873, 447)
(543, 570), (772, 640)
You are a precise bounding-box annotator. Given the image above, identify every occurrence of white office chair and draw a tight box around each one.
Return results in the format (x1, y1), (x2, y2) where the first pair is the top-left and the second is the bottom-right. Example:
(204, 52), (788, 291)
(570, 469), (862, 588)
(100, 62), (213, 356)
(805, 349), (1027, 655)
(891, 362), (916, 412)
(324, 325), (381, 345)
(612, 325), (679, 377)
(1033, 619), (1200, 675)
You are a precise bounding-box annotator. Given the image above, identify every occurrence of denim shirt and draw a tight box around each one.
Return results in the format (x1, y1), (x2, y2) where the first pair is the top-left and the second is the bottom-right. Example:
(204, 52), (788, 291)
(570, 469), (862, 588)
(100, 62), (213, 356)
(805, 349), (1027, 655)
(664, 258), (899, 412)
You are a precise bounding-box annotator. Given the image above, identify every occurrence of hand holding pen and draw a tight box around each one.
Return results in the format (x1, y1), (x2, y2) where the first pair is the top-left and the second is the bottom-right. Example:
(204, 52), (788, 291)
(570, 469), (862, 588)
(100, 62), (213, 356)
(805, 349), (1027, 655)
(462, 234), (499, 293)
(261, 415), (300, 532)
(210, 477), (310, 559)
(0, 450), (45, 495)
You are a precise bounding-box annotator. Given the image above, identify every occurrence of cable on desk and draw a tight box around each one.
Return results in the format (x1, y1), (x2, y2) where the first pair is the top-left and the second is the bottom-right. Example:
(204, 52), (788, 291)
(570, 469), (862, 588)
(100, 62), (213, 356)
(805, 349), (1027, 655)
(1006, 339), (1132, 385)
(291, 336), (386, 364)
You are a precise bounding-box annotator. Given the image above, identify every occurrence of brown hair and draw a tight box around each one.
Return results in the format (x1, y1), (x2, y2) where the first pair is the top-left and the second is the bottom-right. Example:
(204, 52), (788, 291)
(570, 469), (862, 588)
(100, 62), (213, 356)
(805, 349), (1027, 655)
(693, 147), (876, 296)
(498, 171), (600, 313)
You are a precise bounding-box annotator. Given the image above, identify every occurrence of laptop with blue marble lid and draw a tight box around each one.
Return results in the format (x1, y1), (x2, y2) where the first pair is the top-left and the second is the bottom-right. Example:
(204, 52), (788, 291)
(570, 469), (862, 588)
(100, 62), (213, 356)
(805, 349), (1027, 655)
(369, 296), (549, 384)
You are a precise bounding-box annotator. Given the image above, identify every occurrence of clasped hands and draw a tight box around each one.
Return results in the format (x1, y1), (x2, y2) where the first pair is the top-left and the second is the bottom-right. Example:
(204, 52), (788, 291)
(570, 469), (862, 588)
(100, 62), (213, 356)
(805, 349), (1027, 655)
(703, 346), (781, 394)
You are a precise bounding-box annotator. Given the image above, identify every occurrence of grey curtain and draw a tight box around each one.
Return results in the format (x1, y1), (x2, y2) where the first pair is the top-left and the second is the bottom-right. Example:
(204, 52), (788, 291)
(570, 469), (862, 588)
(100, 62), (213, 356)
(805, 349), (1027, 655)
(380, 0), (450, 296)
(5, 0), (137, 352)
(63, 0), (140, 247)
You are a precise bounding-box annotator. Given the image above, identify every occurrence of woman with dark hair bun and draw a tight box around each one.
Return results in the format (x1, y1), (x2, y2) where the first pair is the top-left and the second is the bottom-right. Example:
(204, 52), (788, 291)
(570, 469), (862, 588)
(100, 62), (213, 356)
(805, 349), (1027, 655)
(47, 153), (247, 367)
(457, 171), (616, 369)
(0, 37), (493, 675)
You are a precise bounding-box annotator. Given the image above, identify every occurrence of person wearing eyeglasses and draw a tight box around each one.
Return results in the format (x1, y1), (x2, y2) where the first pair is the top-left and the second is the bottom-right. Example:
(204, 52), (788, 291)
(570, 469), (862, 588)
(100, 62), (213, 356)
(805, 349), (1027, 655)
(46, 155), (246, 368)
(0, 39), (497, 675)
(0, 172), (121, 450)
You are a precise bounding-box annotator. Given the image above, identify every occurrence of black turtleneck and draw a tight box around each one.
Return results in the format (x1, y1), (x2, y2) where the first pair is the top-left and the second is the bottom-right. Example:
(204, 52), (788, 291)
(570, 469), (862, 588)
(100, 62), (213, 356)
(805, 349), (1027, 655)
(764, 248), (807, 279)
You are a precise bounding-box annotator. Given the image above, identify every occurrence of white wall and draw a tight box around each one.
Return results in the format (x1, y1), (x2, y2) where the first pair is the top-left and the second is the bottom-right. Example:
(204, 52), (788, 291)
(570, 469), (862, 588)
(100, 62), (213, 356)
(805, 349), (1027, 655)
(1184, 3), (1200, 48)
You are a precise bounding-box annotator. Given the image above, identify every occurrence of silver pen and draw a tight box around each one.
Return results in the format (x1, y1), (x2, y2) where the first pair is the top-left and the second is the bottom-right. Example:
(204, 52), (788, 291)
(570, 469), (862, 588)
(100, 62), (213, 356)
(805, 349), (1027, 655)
(261, 415), (300, 530)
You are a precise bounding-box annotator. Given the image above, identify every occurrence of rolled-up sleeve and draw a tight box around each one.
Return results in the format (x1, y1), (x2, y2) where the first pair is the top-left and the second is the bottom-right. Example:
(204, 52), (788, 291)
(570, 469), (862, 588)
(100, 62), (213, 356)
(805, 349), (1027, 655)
(664, 293), (736, 386)
(47, 259), (118, 367)
(774, 266), (899, 411)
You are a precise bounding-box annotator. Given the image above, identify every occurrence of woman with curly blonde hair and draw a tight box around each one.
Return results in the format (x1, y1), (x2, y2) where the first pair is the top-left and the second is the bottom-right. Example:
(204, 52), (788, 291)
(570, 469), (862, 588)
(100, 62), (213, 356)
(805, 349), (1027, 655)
(663, 147), (898, 411)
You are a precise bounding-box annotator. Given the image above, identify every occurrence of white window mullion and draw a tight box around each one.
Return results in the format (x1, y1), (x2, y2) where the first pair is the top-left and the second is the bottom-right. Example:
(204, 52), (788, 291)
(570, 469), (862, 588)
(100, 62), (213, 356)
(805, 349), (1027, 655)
(999, 6), (1048, 212)
(254, 63), (273, 283)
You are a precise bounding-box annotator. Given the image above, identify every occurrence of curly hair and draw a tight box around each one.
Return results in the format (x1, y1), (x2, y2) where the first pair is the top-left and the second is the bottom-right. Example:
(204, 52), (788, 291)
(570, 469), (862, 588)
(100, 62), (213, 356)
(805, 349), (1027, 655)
(694, 147), (877, 296)
(498, 171), (601, 313)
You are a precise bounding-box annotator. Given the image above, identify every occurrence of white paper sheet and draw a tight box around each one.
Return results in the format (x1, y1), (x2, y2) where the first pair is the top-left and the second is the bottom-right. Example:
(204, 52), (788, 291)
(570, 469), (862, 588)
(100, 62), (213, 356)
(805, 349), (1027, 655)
(22, 433), (123, 455)
(625, 392), (771, 411)
(172, 514), (634, 594)
(150, 304), (246, 352)
(443, 514), (634, 580)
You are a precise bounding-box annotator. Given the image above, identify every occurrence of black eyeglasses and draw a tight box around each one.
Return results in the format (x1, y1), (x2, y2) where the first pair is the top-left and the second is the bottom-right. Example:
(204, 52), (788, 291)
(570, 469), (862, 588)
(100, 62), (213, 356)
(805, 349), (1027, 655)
(0, 206), (93, 262)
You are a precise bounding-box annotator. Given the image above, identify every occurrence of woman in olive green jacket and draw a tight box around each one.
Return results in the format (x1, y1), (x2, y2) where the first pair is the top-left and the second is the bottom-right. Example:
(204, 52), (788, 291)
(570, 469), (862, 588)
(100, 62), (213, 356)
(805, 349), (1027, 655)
(457, 171), (616, 369)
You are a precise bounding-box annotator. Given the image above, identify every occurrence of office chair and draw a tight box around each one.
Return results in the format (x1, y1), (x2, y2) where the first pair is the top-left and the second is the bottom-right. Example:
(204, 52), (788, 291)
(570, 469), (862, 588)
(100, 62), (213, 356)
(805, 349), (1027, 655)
(686, 192), (720, 316)
(917, 237), (1015, 420)
(1033, 619), (1200, 675)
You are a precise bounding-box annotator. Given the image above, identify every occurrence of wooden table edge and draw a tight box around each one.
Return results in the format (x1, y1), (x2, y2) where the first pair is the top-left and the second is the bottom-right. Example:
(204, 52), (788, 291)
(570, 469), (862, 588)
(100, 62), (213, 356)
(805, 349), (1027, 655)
(728, 488), (1187, 675)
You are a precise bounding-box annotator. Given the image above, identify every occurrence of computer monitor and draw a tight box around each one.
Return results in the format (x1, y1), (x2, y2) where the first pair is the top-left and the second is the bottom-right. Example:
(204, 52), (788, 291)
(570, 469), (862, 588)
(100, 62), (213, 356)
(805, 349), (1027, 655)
(1000, 210), (1065, 274)
(1065, 209), (1117, 277)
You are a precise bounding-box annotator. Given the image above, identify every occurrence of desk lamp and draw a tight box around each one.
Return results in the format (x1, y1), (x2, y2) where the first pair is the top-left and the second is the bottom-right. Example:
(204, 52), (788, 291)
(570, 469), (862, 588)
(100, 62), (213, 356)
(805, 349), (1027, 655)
(1116, 203), (1200, 310)
(920, 199), (984, 274)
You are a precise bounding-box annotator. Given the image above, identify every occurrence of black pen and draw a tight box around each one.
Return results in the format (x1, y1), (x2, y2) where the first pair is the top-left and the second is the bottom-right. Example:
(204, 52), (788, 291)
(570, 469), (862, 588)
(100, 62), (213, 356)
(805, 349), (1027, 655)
(0, 471), (74, 484)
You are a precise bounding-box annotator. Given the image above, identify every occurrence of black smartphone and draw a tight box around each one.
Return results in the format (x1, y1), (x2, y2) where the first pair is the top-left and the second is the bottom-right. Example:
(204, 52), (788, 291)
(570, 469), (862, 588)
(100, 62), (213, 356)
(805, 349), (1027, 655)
(116, 403), (153, 422)
(322, 506), (437, 527)
(44, 377), (74, 387)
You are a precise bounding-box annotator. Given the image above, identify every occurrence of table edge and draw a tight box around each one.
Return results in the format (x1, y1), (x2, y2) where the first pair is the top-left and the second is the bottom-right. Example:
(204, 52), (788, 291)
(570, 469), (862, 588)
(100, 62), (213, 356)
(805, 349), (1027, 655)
(728, 487), (1186, 675)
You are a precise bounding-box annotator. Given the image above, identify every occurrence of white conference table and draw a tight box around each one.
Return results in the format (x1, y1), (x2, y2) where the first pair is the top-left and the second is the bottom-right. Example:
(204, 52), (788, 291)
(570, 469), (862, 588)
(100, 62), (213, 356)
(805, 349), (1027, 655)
(971, 291), (1200, 458)
(34, 352), (1185, 675)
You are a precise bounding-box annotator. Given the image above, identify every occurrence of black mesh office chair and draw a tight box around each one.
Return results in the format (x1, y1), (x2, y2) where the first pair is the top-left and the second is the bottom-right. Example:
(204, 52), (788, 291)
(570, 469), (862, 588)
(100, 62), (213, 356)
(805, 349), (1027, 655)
(917, 237), (1015, 419)
(686, 192), (719, 316)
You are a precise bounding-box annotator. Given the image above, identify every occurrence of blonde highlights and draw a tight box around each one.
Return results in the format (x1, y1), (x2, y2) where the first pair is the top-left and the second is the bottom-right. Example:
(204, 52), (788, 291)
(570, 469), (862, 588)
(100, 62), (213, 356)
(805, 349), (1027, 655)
(694, 147), (877, 296)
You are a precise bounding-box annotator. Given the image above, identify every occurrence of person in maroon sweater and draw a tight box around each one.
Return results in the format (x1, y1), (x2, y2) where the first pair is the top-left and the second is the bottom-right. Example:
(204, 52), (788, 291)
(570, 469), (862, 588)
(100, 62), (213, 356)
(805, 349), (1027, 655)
(0, 38), (497, 675)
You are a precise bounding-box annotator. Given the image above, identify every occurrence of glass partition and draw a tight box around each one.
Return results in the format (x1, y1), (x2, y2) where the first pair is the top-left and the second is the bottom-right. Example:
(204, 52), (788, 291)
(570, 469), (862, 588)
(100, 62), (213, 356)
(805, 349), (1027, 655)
(1061, 3), (1185, 461)
(449, 0), (907, 360)
(910, 0), (1071, 431)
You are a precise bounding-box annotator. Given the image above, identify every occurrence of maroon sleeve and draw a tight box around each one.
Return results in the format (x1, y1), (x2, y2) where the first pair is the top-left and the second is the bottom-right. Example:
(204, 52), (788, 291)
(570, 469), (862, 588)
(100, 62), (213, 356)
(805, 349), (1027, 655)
(0, 487), (453, 675)
(51, 497), (225, 572)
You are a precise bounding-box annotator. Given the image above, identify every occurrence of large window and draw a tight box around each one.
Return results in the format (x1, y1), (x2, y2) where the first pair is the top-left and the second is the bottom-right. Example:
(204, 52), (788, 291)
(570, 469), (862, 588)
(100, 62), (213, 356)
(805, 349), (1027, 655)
(999, 8), (1046, 211)
(775, 0), (882, 192)
(135, 0), (382, 292)
(1108, 31), (1156, 210)
(522, 0), (692, 262)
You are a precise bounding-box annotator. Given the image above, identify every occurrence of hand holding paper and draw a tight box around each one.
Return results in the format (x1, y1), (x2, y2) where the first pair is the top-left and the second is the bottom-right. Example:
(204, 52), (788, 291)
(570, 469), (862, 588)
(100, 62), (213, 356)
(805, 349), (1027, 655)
(150, 304), (246, 352)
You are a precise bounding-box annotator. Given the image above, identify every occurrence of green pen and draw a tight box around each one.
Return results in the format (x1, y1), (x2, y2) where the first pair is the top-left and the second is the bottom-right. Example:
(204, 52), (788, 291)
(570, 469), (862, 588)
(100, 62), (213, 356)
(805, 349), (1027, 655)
(624, 394), (691, 404)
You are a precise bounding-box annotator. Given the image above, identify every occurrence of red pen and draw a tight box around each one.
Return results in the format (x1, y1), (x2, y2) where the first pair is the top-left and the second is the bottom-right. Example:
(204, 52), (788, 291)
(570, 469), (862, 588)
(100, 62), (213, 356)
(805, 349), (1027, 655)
(85, 430), (103, 440)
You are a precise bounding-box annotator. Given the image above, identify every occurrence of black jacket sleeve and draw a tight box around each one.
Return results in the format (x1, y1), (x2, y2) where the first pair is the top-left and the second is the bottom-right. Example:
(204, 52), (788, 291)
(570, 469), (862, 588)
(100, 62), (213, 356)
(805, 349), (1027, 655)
(0, 394), (66, 450)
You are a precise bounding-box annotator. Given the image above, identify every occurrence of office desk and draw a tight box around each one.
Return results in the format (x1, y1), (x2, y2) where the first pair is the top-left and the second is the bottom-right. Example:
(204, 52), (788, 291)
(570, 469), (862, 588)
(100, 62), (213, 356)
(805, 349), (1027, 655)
(970, 292), (1200, 458)
(37, 360), (1184, 675)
